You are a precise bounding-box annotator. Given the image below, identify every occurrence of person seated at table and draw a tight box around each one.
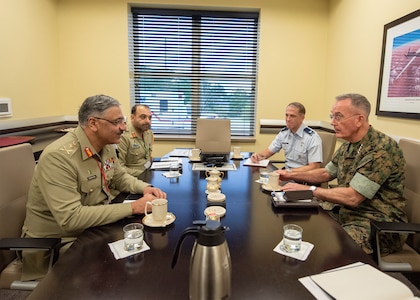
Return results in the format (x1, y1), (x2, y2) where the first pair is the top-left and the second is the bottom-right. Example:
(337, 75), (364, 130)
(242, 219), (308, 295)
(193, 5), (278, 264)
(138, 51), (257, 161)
(279, 93), (407, 256)
(250, 102), (322, 172)
(118, 104), (154, 177)
(21, 94), (166, 281)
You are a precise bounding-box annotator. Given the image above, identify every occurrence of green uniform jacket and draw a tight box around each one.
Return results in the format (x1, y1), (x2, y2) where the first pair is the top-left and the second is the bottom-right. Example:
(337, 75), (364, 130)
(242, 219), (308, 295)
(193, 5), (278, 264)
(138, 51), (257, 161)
(118, 123), (154, 177)
(22, 126), (150, 242)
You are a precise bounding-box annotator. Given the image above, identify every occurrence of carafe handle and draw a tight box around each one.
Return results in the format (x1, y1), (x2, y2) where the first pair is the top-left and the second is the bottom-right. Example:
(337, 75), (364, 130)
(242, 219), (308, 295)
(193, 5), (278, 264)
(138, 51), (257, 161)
(171, 227), (199, 268)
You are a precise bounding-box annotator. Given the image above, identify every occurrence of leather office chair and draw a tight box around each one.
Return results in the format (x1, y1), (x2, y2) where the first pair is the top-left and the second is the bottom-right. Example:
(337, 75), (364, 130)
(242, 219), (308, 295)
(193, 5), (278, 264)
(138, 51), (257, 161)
(0, 143), (60, 290)
(317, 131), (337, 188)
(371, 138), (420, 271)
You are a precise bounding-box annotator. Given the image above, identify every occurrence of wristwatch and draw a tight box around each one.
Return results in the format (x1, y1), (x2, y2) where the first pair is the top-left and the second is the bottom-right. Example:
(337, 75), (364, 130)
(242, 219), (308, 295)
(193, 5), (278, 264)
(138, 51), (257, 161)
(309, 186), (317, 192)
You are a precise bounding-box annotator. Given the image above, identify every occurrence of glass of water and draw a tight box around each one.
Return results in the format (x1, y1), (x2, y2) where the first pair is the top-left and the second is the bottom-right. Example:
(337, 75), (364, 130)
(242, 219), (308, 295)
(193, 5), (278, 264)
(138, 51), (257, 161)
(123, 223), (144, 251)
(259, 168), (269, 184)
(283, 224), (303, 252)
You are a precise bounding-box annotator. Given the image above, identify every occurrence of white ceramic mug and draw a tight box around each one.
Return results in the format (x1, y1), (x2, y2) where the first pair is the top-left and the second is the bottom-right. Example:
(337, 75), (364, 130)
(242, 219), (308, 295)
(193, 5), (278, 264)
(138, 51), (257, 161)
(191, 148), (201, 158)
(145, 198), (168, 223)
(268, 172), (280, 189)
(233, 146), (241, 158)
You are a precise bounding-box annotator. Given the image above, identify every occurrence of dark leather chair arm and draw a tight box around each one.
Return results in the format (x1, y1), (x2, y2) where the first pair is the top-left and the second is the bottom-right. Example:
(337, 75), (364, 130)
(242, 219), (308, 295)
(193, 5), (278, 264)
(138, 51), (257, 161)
(370, 220), (420, 265)
(0, 238), (61, 265)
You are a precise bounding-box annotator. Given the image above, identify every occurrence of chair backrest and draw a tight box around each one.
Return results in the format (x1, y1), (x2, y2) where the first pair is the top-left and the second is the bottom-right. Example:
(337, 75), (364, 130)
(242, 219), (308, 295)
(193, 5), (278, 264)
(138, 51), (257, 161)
(398, 138), (420, 251)
(195, 118), (231, 154)
(317, 131), (337, 168)
(0, 143), (35, 272)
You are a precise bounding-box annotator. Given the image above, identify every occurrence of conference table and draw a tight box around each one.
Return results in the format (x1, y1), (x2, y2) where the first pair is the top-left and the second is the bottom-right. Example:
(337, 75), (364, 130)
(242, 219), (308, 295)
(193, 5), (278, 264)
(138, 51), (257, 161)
(28, 153), (376, 299)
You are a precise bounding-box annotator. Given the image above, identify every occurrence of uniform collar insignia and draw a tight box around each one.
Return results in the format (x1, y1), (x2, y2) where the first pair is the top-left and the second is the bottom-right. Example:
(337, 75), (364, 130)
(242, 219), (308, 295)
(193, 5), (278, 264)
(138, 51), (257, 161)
(84, 147), (94, 158)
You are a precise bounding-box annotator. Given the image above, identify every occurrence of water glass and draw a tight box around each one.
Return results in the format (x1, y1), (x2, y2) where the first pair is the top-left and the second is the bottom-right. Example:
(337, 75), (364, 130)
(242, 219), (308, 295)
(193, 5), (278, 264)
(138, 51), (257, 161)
(283, 224), (303, 252)
(123, 223), (144, 251)
(169, 162), (179, 177)
(259, 168), (269, 184)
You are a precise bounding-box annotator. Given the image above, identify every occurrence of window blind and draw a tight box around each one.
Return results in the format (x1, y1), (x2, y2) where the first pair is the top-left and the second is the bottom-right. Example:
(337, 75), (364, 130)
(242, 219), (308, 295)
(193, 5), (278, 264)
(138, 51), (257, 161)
(129, 8), (259, 136)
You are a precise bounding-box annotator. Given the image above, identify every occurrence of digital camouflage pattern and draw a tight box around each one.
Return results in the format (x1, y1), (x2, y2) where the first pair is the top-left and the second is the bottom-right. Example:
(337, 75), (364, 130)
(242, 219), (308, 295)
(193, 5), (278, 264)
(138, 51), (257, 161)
(325, 126), (407, 255)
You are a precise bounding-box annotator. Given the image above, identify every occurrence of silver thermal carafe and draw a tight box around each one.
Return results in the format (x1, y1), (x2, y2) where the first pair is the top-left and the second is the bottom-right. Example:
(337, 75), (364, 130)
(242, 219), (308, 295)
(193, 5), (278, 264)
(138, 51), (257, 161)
(172, 220), (231, 300)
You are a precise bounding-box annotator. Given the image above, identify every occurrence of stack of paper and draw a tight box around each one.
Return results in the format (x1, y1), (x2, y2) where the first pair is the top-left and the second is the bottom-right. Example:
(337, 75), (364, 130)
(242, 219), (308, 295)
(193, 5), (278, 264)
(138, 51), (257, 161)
(299, 262), (419, 300)
(150, 158), (181, 170)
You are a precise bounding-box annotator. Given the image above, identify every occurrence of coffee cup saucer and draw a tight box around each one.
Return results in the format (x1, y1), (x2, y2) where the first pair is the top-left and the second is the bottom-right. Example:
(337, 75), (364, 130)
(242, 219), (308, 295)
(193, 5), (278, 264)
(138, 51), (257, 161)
(189, 156), (201, 162)
(142, 212), (176, 227)
(204, 206), (226, 218)
(262, 184), (282, 192)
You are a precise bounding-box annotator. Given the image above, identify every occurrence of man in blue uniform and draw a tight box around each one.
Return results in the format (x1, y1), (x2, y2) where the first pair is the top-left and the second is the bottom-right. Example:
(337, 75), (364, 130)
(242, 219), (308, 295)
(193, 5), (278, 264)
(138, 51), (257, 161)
(251, 102), (322, 172)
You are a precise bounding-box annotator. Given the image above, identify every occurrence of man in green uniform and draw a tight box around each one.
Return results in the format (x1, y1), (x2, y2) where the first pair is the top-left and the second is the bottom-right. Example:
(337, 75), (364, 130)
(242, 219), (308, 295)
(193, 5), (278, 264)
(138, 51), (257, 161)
(279, 93), (407, 255)
(118, 104), (154, 177)
(21, 94), (166, 280)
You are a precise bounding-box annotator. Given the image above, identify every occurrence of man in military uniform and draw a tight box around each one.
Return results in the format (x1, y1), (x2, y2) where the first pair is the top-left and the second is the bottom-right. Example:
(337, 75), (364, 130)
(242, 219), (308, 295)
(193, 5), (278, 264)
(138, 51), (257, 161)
(279, 93), (407, 255)
(21, 95), (166, 280)
(251, 102), (322, 172)
(118, 104), (154, 177)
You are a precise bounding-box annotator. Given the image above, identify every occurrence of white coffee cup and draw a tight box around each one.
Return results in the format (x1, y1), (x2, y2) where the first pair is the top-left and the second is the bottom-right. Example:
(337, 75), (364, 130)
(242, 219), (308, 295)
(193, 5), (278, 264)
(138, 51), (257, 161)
(233, 146), (241, 158)
(191, 148), (201, 158)
(145, 198), (168, 223)
(268, 172), (280, 189)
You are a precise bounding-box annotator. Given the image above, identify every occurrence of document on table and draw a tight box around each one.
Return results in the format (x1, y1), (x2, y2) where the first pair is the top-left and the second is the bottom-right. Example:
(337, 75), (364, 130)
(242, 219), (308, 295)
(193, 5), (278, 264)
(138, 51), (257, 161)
(150, 158), (181, 170)
(243, 157), (270, 167)
(299, 262), (420, 300)
(167, 148), (191, 157)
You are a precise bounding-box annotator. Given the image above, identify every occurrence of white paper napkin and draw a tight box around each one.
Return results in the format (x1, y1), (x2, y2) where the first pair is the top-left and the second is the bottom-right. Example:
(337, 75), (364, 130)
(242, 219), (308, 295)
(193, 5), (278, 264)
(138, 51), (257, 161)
(162, 172), (181, 178)
(108, 239), (150, 260)
(273, 239), (314, 261)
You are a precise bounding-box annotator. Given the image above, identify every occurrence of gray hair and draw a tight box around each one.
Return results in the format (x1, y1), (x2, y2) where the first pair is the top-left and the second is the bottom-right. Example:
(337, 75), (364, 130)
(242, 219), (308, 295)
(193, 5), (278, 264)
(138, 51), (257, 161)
(288, 102), (306, 115)
(78, 94), (121, 126)
(335, 93), (371, 117)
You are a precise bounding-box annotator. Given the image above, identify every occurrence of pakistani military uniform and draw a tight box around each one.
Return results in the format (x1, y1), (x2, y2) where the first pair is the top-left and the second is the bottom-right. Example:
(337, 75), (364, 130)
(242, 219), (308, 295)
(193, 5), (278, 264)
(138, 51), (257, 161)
(324, 126), (407, 255)
(118, 123), (154, 177)
(22, 126), (151, 280)
(268, 123), (322, 169)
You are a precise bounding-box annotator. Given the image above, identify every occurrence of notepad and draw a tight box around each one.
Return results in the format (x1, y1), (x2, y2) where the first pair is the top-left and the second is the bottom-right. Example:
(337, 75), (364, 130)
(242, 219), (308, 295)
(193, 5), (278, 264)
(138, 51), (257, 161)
(243, 158), (270, 167)
(299, 262), (420, 300)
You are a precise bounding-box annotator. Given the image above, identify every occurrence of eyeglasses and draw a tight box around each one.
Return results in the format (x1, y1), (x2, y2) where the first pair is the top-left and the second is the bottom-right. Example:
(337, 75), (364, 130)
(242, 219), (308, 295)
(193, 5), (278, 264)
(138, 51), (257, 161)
(329, 113), (361, 122)
(93, 116), (126, 126)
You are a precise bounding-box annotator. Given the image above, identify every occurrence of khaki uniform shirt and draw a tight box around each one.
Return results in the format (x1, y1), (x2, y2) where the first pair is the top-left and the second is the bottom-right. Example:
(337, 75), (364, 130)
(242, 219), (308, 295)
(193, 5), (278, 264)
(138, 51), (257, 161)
(23, 126), (150, 240)
(22, 126), (150, 279)
(118, 123), (154, 177)
(324, 126), (407, 254)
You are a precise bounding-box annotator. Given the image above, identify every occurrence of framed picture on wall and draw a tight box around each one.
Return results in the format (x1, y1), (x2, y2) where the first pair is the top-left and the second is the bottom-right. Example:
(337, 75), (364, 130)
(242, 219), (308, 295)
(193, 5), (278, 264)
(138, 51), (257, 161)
(376, 9), (420, 119)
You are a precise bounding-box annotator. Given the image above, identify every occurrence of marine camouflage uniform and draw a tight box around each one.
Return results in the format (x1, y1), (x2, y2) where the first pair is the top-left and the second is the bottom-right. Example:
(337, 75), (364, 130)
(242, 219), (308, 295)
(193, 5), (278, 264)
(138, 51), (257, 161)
(324, 126), (407, 255)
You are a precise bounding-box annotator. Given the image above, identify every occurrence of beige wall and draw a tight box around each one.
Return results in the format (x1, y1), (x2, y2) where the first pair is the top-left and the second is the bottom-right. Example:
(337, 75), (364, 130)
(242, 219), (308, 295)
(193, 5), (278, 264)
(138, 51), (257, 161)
(0, 0), (419, 157)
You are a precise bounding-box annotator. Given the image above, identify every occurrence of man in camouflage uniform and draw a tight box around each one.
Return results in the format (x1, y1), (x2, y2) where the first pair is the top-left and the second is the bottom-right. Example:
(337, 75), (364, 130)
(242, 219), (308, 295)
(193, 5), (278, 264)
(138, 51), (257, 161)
(279, 93), (407, 255)
(21, 95), (166, 280)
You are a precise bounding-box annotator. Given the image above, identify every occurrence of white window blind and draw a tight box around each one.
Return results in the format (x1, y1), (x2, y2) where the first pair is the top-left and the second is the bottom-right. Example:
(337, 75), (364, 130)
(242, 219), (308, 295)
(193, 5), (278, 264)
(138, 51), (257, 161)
(129, 8), (259, 136)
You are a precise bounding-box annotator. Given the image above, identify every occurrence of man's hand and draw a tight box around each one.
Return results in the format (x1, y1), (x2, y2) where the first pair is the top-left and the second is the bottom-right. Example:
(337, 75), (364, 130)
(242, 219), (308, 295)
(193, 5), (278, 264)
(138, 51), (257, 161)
(143, 186), (167, 199)
(250, 153), (263, 163)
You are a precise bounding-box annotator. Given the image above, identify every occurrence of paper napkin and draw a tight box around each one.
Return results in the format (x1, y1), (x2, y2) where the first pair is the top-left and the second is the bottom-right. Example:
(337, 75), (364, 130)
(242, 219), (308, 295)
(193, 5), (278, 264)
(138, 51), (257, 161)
(273, 239), (314, 261)
(108, 239), (150, 260)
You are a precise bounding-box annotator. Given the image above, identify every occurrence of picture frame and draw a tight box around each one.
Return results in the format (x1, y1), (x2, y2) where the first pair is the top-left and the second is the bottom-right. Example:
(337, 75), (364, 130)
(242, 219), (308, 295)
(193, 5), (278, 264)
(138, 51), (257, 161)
(376, 9), (420, 119)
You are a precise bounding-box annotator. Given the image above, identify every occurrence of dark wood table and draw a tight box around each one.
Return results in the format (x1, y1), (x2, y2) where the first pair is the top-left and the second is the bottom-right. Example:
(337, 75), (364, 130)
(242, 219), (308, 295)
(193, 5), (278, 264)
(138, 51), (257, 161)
(28, 156), (375, 299)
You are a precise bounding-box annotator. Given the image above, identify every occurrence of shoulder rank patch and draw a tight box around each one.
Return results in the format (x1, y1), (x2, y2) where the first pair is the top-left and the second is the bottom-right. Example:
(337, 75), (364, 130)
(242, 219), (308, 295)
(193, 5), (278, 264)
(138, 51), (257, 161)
(304, 127), (314, 135)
